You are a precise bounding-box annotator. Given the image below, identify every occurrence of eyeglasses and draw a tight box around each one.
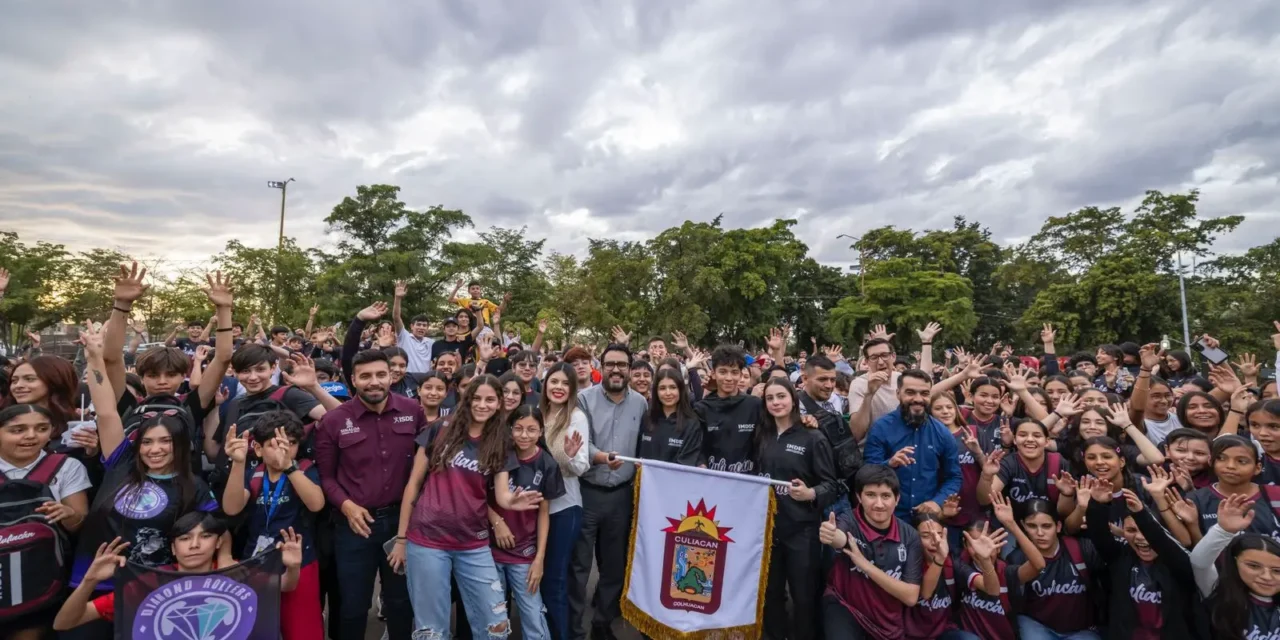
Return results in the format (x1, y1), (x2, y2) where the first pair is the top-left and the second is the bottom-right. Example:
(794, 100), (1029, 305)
(866, 352), (894, 361)
(602, 362), (629, 370)
(512, 426), (541, 436)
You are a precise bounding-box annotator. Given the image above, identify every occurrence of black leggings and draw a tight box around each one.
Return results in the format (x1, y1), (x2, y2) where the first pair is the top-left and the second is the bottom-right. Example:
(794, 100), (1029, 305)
(764, 523), (822, 640)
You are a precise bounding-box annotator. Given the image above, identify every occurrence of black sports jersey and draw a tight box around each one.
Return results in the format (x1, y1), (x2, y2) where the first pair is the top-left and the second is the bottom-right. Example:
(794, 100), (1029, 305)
(1188, 486), (1280, 543)
(637, 413), (702, 467)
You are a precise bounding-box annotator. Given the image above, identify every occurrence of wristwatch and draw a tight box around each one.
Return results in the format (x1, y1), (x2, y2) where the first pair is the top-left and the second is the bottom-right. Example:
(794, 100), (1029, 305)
(283, 464), (299, 476)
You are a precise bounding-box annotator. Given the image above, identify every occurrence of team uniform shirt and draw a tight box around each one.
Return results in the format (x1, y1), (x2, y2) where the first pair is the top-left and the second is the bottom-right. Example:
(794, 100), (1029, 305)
(1247, 593), (1280, 640)
(1188, 486), (1280, 543)
(1128, 562), (1164, 640)
(755, 424), (838, 532)
(1259, 454), (1280, 487)
(996, 452), (1066, 511)
(408, 427), (519, 551)
(1092, 483), (1156, 544)
(636, 413), (703, 467)
(71, 440), (218, 590)
(1010, 537), (1102, 634)
(950, 427), (983, 527)
(955, 558), (1019, 640)
(904, 558), (955, 639)
(0, 450), (92, 501)
(172, 337), (208, 357)
(491, 449), (565, 565)
(962, 409), (1015, 456)
(238, 465), (323, 566)
(823, 508), (923, 640)
(455, 296), (500, 325)
(695, 393), (763, 474)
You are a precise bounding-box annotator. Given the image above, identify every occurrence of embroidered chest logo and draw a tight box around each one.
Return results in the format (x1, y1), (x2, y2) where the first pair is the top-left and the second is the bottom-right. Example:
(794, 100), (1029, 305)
(785, 444), (806, 456)
(660, 500), (733, 616)
(339, 419), (359, 436)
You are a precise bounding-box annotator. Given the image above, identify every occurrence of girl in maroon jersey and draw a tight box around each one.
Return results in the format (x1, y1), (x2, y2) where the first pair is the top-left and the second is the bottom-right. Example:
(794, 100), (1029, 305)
(931, 392), (984, 550)
(1192, 495), (1280, 640)
(905, 513), (958, 639)
(1008, 499), (1104, 639)
(947, 494), (1047, 640)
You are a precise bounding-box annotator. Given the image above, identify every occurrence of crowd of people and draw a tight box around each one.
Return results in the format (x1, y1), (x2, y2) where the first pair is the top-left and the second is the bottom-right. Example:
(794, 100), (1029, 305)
(0, 262), (1279, 640)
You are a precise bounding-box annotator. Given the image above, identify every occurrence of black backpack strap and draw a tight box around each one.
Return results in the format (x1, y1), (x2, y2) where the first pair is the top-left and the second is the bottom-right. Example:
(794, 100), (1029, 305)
(22, 453), (68, 486)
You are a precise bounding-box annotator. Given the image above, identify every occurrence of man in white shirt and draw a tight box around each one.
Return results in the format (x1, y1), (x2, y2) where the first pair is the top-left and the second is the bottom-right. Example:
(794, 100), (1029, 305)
(848, 337), (901, 444)
(391, 280), (434, 375)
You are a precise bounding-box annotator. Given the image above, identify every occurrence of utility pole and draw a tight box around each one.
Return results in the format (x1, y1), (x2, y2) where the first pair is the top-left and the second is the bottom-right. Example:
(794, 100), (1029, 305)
(1177, 250), (1192, 348)
(266, 178), (294, 324)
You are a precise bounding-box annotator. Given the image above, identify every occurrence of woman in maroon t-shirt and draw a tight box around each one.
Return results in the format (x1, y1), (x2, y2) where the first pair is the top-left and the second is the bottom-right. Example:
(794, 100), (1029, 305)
(390, 375), (543, 638)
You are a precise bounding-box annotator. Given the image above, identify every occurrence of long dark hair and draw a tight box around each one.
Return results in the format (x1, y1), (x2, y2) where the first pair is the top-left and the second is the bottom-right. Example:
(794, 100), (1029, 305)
(1013, 387), (1051, 421)
(429, 375), (510, 474)
(1061, 407), (1125, 471)
(1211, 534), (1280, 640)
(1177, 391), (1225, 434)
(0, 404), (55, 460)
(1, 356), (78, 433)
(1081, 435), (1137, 492)
(647, 369), (695, 433)
(754, 377), (802, 454)
(107, 414), (199, 515)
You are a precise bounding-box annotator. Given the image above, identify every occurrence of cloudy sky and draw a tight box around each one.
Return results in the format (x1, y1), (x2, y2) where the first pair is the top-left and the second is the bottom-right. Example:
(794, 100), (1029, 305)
(2, 0), (1278, 270)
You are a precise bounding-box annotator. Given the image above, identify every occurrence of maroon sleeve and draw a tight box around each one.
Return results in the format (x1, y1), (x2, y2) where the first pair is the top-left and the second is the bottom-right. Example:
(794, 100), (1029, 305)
(313, 411), (349, 507)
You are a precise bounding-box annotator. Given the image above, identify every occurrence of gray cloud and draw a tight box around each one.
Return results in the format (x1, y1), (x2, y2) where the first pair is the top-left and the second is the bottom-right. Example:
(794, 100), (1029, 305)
(0, 0), (1276, 271)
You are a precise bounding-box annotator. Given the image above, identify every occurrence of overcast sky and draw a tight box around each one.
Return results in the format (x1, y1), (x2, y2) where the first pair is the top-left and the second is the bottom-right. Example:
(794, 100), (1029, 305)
(1, 1), (1277, 270)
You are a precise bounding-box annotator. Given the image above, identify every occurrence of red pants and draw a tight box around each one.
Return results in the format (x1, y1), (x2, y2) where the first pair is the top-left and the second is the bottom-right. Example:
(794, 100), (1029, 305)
(282, 561), (324, 640)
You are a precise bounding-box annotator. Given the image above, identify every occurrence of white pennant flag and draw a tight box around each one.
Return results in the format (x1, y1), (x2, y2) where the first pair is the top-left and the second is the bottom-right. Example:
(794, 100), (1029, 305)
(622, 459), (776, 639)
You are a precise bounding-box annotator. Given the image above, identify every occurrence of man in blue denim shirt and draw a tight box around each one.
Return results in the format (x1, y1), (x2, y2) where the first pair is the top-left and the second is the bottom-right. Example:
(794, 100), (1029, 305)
(863, 369), (962, 519)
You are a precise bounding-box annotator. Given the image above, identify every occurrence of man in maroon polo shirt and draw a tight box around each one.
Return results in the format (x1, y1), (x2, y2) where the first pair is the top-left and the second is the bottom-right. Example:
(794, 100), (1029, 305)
(818, 464), (924, 640)
(314, 348), (426, 640)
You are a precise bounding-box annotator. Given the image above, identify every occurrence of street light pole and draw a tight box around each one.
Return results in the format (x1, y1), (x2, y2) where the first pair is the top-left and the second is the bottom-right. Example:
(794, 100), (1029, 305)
(266, 178), (295, 324)
(837, 234), (865, 296)
(1177, 250), (1192, 348)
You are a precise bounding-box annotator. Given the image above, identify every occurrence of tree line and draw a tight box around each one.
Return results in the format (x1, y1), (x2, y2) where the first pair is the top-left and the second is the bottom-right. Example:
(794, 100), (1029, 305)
(2, 185), (1276, 356)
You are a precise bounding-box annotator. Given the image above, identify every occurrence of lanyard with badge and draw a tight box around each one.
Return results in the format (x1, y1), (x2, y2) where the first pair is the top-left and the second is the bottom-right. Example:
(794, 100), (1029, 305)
(252, 474), (288, 556)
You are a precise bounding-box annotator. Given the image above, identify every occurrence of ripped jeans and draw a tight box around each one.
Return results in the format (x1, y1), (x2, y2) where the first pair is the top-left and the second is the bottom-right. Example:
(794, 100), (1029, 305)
(406, 542), (511, 639)
(497, 562), (550, 640)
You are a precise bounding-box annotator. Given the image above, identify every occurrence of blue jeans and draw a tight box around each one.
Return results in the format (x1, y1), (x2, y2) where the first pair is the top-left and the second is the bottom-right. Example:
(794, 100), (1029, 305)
(498, 562), (550, 640)
(1017, 615), (1102, 640)
(543, 506), (582, 640)
(406, 542), (511, 639)
(333, 509), (411, 640)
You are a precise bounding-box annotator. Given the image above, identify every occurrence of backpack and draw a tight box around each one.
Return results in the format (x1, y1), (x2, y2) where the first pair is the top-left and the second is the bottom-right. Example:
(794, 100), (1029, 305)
(799, 392), (861, 483)
(122, 394), (196, 443)
(946, 553), (1014, 618)
(1260, 485), (1280, 521)
(1044, 452), (1063, 504)
(247, 459), (315, 500)
(1061, 535), (1090, 586)
(211, 386), (308, 492)
(0, 454), (69, 621)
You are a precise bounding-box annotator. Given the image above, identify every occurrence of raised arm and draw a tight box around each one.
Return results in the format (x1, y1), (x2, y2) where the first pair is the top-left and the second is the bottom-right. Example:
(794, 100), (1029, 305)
(304, 304), (318, 338)
(104, 262), (150, 401)
(531, 318), (547, 357)
(195, 272), (235, 409)
(344, 302), (386, 383)
(917, 322), (940, 376)
(447, 279), (464, 306)
(392, 280), (407, 334)
(80, 321), (125, 458)
(1040, 324), (1061, 376)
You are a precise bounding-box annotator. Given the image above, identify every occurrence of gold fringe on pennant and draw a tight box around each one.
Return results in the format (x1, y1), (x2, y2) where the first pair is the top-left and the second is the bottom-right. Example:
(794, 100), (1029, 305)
(621, 466), (779, 640)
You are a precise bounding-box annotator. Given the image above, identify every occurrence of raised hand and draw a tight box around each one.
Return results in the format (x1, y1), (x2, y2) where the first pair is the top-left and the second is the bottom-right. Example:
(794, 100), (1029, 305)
(194, 344), (212, 362)
(1139, 343), (1164, 371)
(941, 494), (961, 520)
(1003, 362), (1029, 392)
(1121, 489), (1144, 513)
(822, 344), (845, 362)
(982, 449), (1006, 477)
(960, 429), (983, 457)
(965, 522), (1007, 562)
(1085, 475), (1114, 503)
(818, 512), (843, 547)
(1041, 323), (1056, 346)
(282, 354), (318, 388)
(1142, 465), (1173, 496)
(963, 356), (989, 379)
(563, 431), (584, 459)
(991, 491), (1016, 526)
(1272, 320), (1280, 351)
(1104, 402), (1132, 428)
(918, 321), (942, 344)
(1054, 394), (1083, 419)
(215, 385), (229, 407)
(1166, 488), (1197, 524)
(394, 280), (408, 298)
(477, 338), (495, 362)
(309, 304), (319, 317)
(130, 317), (146, 334)
(868, 324), (895, 342)
(1054, 471), (1078, 498)
(0, 267), (8, 293)
(671, 331), (689, 350)
(203, 271), (234, 308)
(268, 427), (295, 469)
(687, 348), (710, 371)
(953, 346), (972, 365)
(1230, 386), (1253, 414)
(224, 426), (250, 464)
(277, 528), (303, 569)
(113, 262), (150, 304)
(1208, 364), (1241, 395)
(611, 325), (631, 345)
(85, 538), (130, 583)
(1218, 492), (1255, 533)
(1236, 353), (1260, 381)
(357, 301), (388, 321)
(765, 327), (785, 352)
(77, 319), (105, 359)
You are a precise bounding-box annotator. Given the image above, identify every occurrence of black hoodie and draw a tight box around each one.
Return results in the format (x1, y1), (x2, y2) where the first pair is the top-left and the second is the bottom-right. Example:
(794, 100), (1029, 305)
(695, 393), (763, 473)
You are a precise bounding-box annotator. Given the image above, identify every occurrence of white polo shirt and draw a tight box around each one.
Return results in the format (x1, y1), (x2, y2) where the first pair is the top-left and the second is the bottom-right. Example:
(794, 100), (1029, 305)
(398, 329), (435, 374)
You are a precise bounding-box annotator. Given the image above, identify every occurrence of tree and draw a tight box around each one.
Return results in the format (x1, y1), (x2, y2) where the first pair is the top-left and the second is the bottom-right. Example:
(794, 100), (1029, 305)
(0, 232), (72, 348)
(577, 240), (656, 343)
(826, 257), (978, 351)
(315, 185), (472, 321)
(58, 248), (134, 325)
(214, 238), (317, 328)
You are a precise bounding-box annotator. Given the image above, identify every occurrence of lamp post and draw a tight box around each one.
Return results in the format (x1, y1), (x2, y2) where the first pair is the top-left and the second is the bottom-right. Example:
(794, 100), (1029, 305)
(266, 179), (294, 323)
(1176, 250), (1192, 349)
(836, 234), (865, 296)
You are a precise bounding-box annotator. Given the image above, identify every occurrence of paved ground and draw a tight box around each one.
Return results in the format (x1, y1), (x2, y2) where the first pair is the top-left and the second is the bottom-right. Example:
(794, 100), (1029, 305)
(360, 560), (643, 639)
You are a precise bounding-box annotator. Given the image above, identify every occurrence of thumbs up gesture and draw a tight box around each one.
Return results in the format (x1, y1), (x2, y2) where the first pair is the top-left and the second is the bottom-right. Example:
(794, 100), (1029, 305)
(818, 511), (845, 548)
